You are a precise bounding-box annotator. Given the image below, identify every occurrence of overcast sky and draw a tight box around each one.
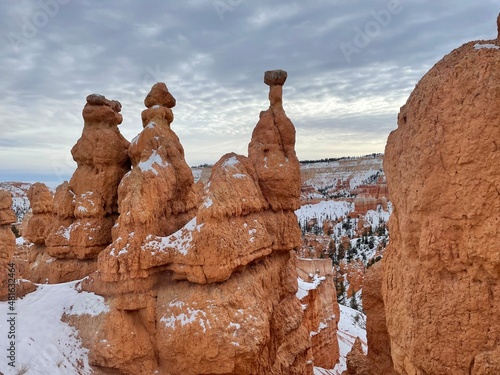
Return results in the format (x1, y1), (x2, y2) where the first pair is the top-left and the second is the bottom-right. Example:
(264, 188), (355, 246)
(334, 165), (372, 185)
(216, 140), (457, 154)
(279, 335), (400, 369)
(0, 0), (499, 185)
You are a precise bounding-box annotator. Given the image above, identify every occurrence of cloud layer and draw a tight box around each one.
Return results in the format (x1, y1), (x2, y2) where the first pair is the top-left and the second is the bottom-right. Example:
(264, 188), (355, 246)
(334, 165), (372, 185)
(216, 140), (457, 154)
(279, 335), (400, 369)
(1, 0), (499, 184)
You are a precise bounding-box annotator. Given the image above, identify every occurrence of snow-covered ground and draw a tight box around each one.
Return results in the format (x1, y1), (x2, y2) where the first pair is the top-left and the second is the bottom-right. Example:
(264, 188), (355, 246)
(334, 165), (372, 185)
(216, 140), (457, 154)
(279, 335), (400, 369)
(0, 279), (366, 375)
(296, 200), (353, 228)
(0, 281), (108, 375)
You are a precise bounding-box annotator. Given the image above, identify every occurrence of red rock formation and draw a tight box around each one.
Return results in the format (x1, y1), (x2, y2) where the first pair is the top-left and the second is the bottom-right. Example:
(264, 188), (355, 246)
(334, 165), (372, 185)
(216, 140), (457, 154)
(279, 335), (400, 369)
(248, 69), (301, 212)
(20, 95), (129, 284)
(0, 191), (16, 300)
(23, 183), (53, 245)
(343, 261), (396, 375)
(79, 73), (315, 375)
(383, 19), (500, 375)
(45, 94), (130, 261)
(296, 258), (340, 369)
(353, 184), (389, 215)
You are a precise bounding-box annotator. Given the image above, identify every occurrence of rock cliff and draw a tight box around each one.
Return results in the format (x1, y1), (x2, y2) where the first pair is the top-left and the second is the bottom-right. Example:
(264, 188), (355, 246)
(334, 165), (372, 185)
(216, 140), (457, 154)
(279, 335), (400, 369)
(383, 17), (500, 375)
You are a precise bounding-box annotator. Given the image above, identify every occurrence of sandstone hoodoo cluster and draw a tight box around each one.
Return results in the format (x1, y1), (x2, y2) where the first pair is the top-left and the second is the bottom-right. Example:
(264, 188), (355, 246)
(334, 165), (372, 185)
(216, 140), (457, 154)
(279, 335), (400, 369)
(79, 71), (312, 375)
(13, 71), (342, 374)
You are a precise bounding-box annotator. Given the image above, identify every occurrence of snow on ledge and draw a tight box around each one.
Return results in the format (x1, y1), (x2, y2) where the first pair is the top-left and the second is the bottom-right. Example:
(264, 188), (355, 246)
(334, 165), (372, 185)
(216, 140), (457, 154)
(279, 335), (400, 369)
(296, 275), (326, 300)
(137, 150), (170, 175)
(474, 43), (500, 50)
(143, 217), (202, 256)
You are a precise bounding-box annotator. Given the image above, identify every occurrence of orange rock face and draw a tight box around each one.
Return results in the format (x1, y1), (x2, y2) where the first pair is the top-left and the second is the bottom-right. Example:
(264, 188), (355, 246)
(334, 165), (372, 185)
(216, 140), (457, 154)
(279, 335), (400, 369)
(383, 23), (500, 375)
(0, 191), (16, 300)
(90, 82), (199, 293)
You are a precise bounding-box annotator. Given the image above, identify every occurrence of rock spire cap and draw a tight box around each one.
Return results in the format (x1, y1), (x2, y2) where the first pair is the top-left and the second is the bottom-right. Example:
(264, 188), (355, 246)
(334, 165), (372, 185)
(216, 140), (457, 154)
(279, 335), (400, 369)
(144, 82), (176, 108)
(86, 94), (122, 113)
(264, 70), (287, 86)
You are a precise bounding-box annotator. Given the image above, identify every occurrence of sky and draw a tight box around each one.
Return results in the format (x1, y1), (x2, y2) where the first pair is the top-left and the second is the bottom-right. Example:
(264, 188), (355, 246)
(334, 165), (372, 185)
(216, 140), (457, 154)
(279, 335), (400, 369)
(0, 0), (499, 185)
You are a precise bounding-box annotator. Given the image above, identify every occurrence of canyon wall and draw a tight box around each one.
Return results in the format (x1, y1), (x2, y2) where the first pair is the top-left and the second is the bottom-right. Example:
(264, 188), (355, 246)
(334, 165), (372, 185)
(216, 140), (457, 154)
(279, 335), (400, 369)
(383, 19), (500, 375)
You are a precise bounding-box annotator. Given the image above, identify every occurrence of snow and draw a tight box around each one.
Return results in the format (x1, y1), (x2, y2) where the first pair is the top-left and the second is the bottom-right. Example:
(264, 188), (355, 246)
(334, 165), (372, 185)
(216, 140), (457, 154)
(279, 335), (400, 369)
(137, 150), (169, 175)
(161, 301), (213, 333)
(363, 204), (391, 231)
(296, 200), (353, 228)
(232, 173), (246, 179)
(222, 156), (239, 168)
(143, 217), (201, 256)
(474, 43), (500, 50)
(15, 237), (28, 246)
(55, 223), (79, 240)
(202, 196), (213, 208)
(296, 275), (325, 300)
(192, 169), (202, 183)
(0, 280), (109, 375)
(131, 134), (140, 145)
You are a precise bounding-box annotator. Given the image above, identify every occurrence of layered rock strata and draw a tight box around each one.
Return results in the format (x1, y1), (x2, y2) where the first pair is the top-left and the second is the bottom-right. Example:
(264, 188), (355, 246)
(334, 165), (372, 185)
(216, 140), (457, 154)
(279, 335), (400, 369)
(342, 261), (396, 375)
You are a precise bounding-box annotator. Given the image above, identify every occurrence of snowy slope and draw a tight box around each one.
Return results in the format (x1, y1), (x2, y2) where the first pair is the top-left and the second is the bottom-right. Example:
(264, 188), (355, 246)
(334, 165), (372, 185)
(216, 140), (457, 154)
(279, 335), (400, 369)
(296, 200), (353, 228)
(0, 281), (108, 375)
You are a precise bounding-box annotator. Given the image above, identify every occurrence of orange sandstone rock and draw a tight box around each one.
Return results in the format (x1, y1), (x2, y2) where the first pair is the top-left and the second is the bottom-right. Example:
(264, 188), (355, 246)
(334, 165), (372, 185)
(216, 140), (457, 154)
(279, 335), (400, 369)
(383, 19), (500, 375)
(44, 94), (130, 261)
(248, 70), (301, 211)
(23, 183), (53, 246)
(297, 258), (340, 369)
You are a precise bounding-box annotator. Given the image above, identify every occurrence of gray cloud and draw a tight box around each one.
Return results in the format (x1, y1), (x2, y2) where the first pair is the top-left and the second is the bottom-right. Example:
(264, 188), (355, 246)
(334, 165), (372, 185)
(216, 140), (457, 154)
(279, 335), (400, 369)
(0, 0), (499, 184)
